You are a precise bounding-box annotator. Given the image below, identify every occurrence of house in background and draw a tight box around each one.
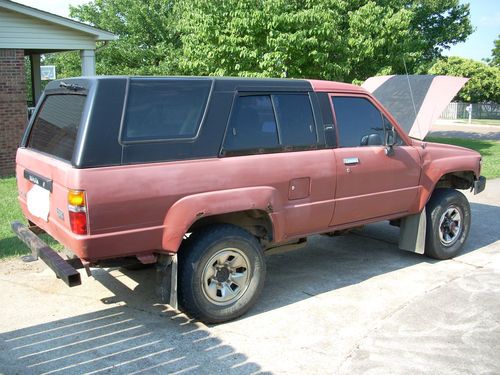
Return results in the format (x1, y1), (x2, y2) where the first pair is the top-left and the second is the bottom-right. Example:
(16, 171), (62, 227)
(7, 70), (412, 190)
(0, 0), (116, 176)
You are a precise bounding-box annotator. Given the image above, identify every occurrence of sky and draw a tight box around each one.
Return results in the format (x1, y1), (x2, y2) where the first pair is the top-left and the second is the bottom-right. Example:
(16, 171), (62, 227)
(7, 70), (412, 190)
(12, 0), (500, 62)
(444, 0), (499, 61)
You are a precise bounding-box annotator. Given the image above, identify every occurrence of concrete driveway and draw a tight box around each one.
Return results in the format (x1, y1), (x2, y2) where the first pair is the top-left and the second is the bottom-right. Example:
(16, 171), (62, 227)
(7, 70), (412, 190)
(1, 181), (499, 374)
(429, 120), (500, 140)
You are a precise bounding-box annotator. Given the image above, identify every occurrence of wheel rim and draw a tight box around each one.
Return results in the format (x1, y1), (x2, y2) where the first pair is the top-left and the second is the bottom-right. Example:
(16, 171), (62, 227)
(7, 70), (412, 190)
(201, 248), (251, 306)
(439, 205), (462, 246)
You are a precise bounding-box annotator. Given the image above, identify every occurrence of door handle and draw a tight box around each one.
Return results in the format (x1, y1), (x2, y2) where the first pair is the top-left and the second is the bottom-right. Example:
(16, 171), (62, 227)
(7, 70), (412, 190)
(343, 157), (359, 165)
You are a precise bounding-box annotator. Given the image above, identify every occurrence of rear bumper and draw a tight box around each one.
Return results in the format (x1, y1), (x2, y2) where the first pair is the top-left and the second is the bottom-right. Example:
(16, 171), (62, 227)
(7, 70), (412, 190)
(473, 176), (486, 195)
(11, 221), (82, 287)
(18, 197), (166, 261)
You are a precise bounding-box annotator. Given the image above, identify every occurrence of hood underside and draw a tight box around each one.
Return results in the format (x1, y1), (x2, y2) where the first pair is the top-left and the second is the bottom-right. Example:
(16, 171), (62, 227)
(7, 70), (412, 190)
(362, 75), (468, 140)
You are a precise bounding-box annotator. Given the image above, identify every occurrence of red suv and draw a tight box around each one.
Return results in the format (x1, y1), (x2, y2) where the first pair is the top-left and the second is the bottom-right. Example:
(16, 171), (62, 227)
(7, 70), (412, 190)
(12, 76), (485, 323)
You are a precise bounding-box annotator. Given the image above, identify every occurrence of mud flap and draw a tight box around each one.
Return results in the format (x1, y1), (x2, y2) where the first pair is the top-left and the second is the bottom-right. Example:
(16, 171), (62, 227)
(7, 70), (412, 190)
(398, 208), (426, 254)
(156, 254), (178, 310)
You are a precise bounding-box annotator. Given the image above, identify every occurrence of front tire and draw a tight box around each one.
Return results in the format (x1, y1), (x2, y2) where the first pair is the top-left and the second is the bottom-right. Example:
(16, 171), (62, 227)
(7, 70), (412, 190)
(178, 224), (266, 323)
(425, 188), (471, 260)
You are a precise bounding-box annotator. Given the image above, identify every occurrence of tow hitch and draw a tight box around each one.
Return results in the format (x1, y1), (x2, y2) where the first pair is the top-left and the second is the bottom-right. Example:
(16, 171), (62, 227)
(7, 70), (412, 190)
(11, 221), (82, 287)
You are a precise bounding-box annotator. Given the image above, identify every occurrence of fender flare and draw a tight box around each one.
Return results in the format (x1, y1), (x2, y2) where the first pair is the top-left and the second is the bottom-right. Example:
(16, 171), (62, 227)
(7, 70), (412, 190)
(161, 186), (285, 252)
(417, 163), (477, 212)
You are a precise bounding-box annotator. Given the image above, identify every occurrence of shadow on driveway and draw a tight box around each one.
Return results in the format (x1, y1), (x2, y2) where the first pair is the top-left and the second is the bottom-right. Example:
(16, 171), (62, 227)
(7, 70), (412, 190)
(88, 202), (500, 320)
(1, 202), (498, 374)
(254, 201), (499, 316)
(0, 303), (265, 375)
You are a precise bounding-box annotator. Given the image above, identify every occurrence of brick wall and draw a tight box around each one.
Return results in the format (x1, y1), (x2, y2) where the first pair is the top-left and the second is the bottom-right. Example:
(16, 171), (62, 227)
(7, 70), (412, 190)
(0, 49), (26, 177)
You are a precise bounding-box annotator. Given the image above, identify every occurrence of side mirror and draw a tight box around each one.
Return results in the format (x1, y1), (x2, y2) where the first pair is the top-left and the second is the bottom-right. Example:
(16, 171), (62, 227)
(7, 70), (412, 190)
(385, 128), (396, 156)
(386, 127), (396, 147)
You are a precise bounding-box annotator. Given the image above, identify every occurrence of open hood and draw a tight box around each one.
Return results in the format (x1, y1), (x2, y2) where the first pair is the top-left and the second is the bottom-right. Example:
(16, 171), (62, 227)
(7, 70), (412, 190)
(362, 75), (468, 139)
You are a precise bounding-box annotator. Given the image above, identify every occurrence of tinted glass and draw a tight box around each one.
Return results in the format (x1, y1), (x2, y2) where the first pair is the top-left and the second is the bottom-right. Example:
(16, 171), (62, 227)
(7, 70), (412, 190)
(123, 79), (211, 141)
(273, 94), (316, 147)
(223, 95), (279, 151)
(28, 94), (86, 161)
(332, 97), (384, 147)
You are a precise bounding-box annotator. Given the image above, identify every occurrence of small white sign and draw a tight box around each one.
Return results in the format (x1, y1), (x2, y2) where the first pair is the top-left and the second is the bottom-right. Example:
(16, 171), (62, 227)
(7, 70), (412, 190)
(27, 185), (50, 221)
(41, 65), (56, 80)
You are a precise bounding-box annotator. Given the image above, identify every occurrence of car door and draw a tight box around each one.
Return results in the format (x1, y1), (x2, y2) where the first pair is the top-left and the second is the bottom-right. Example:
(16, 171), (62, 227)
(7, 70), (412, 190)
(220, 92), (336, 238)
(329, 94), (421, 227)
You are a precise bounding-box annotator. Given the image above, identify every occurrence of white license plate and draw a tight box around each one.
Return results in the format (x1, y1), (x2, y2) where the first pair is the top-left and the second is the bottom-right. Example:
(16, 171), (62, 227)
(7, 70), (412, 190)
(26, 184), (50, 221)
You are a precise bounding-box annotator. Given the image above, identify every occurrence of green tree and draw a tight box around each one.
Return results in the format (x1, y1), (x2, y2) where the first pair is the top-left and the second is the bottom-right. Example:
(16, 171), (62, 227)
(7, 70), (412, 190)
(42, 51), (81, 79)
(24, 56), (33, 103)
(490, 35), (499, 67)
(429, 56), (500, 102)
(47, 0), (473, 82)
(74, 0), (180, 75)
(46, 0), (181, 77)
(176, 0), (472, 81)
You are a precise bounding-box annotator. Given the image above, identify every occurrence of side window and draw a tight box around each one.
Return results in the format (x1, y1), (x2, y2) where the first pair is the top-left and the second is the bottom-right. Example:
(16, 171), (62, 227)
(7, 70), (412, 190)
(273, 94), (316, 147)
(332, 97), (384, 147)
(123, 79), (211, 142)
(223, 95), (279, 151)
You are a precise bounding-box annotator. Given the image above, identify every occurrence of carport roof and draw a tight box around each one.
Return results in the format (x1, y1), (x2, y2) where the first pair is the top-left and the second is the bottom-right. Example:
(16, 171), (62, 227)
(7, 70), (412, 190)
(0, 0), (117, 52)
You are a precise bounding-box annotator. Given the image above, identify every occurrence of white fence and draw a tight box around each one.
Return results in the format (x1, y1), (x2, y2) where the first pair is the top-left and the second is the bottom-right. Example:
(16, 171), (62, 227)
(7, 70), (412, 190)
(440, 102), (500, 120)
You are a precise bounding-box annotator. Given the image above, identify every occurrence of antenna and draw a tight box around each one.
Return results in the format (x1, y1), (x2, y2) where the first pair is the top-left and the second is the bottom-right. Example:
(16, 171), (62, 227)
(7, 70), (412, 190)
(403, 57), (422, 138)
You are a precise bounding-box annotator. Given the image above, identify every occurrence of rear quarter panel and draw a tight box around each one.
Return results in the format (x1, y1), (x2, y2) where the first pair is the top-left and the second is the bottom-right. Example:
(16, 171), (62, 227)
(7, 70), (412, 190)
(57, 150), (336, 260)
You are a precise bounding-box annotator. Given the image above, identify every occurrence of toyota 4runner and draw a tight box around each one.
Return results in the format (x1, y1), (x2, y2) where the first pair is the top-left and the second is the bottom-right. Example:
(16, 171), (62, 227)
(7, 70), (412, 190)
(12, 76), (486, 323)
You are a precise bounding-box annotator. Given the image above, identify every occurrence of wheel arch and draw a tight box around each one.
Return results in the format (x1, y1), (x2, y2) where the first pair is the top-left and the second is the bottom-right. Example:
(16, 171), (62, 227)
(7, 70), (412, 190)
(418, 169), (476, 212)
(434, 170), (475, 190)
(188, 209), (274, 243)
(161, 187), (285, 253)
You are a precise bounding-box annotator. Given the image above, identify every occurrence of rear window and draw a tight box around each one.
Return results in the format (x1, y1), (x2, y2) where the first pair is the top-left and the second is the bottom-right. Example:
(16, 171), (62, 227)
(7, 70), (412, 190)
(28, 94), (86, 161)
(122, 79), (212, 142)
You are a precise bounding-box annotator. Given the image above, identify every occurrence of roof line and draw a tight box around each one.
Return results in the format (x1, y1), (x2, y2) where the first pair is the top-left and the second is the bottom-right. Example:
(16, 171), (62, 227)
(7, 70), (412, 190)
(0, 0), (117, 41)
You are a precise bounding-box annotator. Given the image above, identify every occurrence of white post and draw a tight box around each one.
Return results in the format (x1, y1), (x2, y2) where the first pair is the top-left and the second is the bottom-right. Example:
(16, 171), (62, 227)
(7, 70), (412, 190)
(466, 104), (472, 124)
(80, 49), (96, 76)
(30, 54), (42, 105)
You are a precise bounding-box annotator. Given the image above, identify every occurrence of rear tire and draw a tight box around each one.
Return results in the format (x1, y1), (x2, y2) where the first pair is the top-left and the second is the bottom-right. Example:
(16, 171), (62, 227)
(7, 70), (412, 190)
(178, 224), (266, 323)
(425, 188), (471, 260)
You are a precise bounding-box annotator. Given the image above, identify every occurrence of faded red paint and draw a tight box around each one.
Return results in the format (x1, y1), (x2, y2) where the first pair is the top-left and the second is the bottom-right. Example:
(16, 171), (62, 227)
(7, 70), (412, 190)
(307, 79), (367, 94)
(413, 139), (481, 211)
(15, 81), (482, 263)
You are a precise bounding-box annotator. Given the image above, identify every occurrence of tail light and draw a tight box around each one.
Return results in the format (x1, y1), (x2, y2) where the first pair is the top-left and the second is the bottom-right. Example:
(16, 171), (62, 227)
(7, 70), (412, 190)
(68, 190), (88, 235)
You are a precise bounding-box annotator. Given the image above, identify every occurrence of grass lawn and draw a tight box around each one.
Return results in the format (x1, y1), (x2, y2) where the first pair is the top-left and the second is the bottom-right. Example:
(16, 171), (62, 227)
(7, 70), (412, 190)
(454, 119), (500, 126)
(426, 137), (500, 179)
(0, 177), (61, 259)
(1, 137), (499, 259)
